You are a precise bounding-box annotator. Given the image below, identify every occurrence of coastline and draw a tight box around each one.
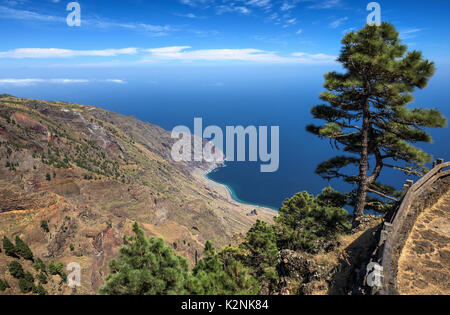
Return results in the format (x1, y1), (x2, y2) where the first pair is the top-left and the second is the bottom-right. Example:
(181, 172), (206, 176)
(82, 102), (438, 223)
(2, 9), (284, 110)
(200, 163), (279, 214)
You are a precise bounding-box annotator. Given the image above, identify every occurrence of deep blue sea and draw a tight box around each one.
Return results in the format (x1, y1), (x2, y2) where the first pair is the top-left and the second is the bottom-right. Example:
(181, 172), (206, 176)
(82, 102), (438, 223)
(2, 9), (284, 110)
(4, 63), (450, 209)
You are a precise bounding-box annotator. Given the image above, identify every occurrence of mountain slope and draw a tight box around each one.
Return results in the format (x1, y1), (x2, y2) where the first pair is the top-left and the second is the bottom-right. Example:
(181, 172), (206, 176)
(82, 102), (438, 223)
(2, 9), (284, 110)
(0, 94), (274, 294)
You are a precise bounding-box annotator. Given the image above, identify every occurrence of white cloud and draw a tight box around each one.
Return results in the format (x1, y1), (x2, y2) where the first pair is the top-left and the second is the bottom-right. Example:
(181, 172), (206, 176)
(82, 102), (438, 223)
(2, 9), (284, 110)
(329, 16), (347, 28)
(174, 12), (204, 19)
(0, 48), (138, 58)
(308, 0), (341, 9)
(400, 28), (424, 39)
(287, 18), (297, 24)
(0, 5), (64, 22)
(0, 78), (127, 86)
(144, 46), (336, 64)
(216, 5), (251, 15)
(180, 0), (271, 11)
(291, 52), (336, 60)
(105, 79), (127, 84)
(178, 0), (274, 17)
(246, 0), (272, 10)
(0, 79), (44, 86)
(0, 5), (178, 36)
(0, 44), (337, 65)
(146, 47), (272, 61)
(49, 79), (90, 84)
(281, 2), (296, 11)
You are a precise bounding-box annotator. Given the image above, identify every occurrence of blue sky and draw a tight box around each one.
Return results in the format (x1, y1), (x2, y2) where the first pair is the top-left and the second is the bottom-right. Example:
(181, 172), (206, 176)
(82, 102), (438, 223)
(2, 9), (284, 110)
(1, 1), (449, 207)
(0, 0), (449, 78)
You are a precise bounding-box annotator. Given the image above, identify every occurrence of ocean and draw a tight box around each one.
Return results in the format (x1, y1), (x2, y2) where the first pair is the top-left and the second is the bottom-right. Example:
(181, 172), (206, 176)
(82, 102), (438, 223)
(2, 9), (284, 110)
(4, 63), (450, 209)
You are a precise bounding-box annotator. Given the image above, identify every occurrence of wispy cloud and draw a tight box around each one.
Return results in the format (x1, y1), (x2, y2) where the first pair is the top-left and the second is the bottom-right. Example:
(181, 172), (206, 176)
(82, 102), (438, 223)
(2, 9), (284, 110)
(0, 45), (336, 65)
(178, 0), (299, 28)
(0, 78), (127, 86)
(329, 16), (347, 28)
(216, 5), (251, 15)
(180, 0), (272, 12)
(0, 5), (185, 37)
(281, 1), (296, 11)
(308, 0), (341, 9)
(173, 12), (205, 18)
(0, 5), (64, 22)
(400, 28), (425, 39)
(0, 48), (138, 58)
(105, 79), (127, 84)
(144, 46), (336, 64)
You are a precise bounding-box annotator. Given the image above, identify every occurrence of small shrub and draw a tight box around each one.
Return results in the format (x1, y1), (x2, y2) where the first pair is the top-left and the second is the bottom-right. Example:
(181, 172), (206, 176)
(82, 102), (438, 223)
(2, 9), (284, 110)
(37, 272), (48, 284)
(2, 236), (17, 257)
(34, 283), (47, 295)
(19, 272), (35, 294)
(48, 262), (67, 282)
(0, 279), (10, 292)
(15, 236), (34, 261)
(33, 258), (46, 272)
(8, 261), (25, 279)
(40, 220), (50, 233)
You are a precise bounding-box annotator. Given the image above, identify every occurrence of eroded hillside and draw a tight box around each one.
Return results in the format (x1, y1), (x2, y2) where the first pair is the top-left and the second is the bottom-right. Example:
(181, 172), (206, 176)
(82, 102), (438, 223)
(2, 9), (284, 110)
(0, 94), (274, 294)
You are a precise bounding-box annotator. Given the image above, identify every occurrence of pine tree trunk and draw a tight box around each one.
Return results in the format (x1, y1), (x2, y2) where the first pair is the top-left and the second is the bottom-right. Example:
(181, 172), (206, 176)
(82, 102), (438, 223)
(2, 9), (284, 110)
(353, 97), (370, 227)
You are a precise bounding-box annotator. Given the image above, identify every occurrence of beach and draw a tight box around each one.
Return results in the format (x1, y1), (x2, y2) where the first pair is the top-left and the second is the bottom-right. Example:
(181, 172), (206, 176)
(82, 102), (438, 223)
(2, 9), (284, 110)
(192, 164), (278, 219)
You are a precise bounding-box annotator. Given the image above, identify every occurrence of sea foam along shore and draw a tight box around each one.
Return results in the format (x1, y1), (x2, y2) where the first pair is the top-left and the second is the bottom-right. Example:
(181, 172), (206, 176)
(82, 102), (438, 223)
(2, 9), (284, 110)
(202, 163), (278, 213)
(189, 162), (276, 228)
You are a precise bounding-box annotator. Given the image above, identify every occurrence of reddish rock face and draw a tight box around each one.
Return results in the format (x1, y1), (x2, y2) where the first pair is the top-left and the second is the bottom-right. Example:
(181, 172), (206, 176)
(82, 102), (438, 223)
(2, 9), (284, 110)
(12, 112), (48, 135)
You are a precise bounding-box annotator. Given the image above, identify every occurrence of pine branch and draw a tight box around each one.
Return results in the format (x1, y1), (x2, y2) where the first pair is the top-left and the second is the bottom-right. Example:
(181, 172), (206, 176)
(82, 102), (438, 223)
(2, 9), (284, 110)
(383, 163), (425, 177)
(367, 187), (399, 202)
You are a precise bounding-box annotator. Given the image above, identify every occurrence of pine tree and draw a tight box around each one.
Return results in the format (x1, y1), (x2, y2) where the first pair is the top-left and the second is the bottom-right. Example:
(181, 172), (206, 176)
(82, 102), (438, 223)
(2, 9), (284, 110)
(239, 220), (279, 294)
(48, 262), (67, 281)
(8, 261), (25, 279)
(15, 236), (34, 261)
(19, 272), (35, 294)
(33, 258), (46, 273)
(2, 236), (17, 257)
(0, 279), (10, 292)
(37, 272), (48, 285)
(307, 22), (447, 226)
(34, 283), (47, 295)
(190, 241), (259, 295)
(100, 222), (190, 295)
(275, 188), (351, 252)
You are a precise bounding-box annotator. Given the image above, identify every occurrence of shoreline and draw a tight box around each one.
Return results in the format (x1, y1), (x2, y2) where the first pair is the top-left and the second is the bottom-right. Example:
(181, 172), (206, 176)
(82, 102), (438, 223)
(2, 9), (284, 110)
(202, 164), (279, 213)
